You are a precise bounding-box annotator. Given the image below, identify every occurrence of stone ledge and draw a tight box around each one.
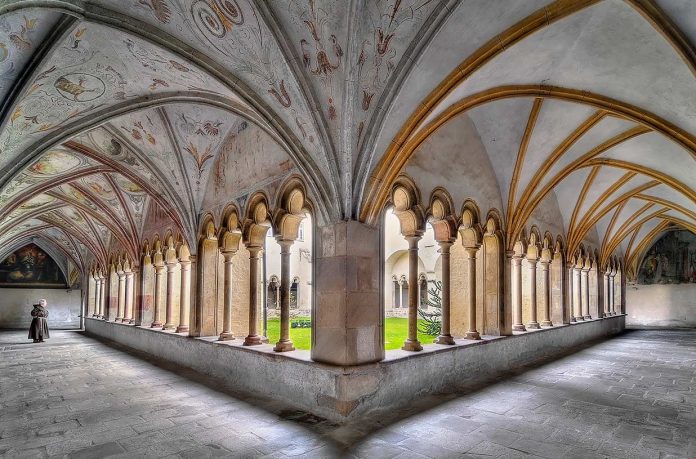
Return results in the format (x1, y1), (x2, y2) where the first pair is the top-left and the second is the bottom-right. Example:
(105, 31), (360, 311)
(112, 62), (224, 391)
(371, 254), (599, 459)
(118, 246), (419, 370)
(85, 315), (625, 423)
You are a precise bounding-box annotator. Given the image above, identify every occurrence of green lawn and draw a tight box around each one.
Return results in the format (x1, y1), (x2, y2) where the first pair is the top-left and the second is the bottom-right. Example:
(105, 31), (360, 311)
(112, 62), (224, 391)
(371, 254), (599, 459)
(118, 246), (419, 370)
(265, 317), (437, 351)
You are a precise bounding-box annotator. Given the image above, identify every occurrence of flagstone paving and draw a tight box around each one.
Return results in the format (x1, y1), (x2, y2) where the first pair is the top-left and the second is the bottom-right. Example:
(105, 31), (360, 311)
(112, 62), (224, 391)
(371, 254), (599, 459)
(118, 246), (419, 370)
(0, 329), (694, 458)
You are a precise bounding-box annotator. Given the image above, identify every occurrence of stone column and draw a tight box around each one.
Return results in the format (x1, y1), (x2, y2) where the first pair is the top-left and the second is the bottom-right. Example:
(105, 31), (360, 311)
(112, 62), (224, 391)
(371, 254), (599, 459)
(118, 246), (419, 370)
(435, 241), (455, 345)
(219, 251), (236, 341)
(580, 264), (592, 320)
(596, 268), (605, 319)
(98, 275), (105, 319)
(573, 266), (583, 321)
(151, 264), (164, 328)
(124, 269), (134, 324)
(243, 247), (263, 346)
(540, 259), (553, 327)
(177, 259), (192, 333)
(566, 263), (575, 323)
(527, 257), (541, 329)
(512, 255), (526, 331)
(582, 264), (591, 319)
(162, 261), (177, 330)
(274, 240), (295, 352)
(93, 275), (101, 318)
(402, 235), (423, 351)
(116, 266), (126, 322)
(465, 246), (482, 340)
(602, 272), (609, 317)
(609, 273), (615, 315)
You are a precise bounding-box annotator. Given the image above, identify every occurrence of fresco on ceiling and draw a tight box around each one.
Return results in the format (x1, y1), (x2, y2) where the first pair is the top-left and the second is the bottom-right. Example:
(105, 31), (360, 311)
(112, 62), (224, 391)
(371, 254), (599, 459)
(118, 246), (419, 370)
(27, 150), (84, 177)
(44, 228), (81, 265)
(354, 0), (439, 148)
(110, 110), (189, 205)
(1, 194), (58, 233)
(0, 20), (231, 171)
(0, 219), (43, 243)
(0, 243), (67, 288)
(638, 230), (696, 284)
(202, 120), (294, 211)
(77, 174), (129, 223)
(0, 148), (94, 208)
(112, 174), (148, 223)
(276, 0), (346, 126)
(0, 10), (62, 101)
(166, 103), (232, 204)
(81, 128), (159, 186)
(98, 0), (321, 157)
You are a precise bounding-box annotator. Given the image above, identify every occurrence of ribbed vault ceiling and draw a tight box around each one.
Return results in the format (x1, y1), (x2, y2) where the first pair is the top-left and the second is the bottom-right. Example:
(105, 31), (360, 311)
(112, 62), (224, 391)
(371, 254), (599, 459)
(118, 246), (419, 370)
(0, 0), (693, 281)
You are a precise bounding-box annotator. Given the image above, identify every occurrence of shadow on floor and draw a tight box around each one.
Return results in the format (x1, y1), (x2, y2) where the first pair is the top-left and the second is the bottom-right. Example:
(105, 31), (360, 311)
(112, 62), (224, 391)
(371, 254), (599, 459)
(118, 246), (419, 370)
(73, 328), (670, 451)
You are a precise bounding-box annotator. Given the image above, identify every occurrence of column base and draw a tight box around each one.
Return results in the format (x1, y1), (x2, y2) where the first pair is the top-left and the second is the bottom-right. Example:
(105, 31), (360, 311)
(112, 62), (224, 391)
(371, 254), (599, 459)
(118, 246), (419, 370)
(575, 316), (585, 321)
(122, 318), (132, 324)
(128, 319), (135, 325)
(273, 339), (295, 352)
(162, 323), (176, 330)
(541, 320), (553, 327)
(261, 336), (270, 344)
(150, 321), (162, 328)
(526, 321), (541, 330)
(218, 332), (235, 341)
(115, 317), (122, 322)
(175, 325), (189, 333)
(434, 334), (455, 345)
(243, 334), (262, 346)
(512, 324), (527, 332)
(464, 331), (482, 340)
(402, 339), (423, 352)
(583, 315), (592, 320)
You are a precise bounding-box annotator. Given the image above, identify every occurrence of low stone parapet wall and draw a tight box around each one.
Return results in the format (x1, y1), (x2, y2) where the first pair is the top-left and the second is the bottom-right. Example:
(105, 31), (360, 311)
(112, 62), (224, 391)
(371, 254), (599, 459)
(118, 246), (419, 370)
(85, 315), (625, 423)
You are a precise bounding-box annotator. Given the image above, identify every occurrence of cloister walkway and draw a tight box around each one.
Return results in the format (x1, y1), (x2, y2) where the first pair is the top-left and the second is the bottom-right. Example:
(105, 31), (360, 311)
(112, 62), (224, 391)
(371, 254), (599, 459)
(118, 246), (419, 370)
(0, 329), (694, 458)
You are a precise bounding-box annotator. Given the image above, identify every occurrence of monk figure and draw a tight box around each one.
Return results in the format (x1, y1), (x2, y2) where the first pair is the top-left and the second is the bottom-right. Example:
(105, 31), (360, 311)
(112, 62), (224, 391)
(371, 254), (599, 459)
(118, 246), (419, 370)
(28, 299), (50, 343)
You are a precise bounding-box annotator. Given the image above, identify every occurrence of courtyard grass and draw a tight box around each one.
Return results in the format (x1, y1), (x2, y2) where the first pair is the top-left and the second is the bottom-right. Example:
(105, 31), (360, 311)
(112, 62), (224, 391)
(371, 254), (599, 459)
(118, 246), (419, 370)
(265, 316), (438, 351)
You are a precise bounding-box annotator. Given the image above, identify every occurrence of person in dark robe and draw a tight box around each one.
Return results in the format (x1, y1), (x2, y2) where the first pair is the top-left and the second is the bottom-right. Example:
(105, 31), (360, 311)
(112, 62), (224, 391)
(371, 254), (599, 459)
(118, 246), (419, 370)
(28, 299), (50, 343)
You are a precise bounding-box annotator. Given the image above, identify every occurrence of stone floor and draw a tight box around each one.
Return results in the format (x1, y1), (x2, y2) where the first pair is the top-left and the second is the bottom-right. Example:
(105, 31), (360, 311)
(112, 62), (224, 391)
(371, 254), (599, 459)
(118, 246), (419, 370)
(0, 329), (694, 458)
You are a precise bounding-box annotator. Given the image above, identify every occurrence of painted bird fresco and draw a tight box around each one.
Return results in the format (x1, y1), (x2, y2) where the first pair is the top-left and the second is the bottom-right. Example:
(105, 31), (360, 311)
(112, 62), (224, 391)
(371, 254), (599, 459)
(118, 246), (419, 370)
(54, 75), (98, 101)
(9, 16), (37, 51)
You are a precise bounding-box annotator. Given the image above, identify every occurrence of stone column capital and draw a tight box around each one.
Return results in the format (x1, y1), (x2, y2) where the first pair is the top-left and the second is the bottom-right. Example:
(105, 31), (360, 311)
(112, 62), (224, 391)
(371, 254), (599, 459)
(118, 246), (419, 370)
(276, 238), (294, 252)
(437, 240), (454, 252)
(405, 234), (422, 246)
(464, 245), (479, 258)
(179, 260), (192, 269)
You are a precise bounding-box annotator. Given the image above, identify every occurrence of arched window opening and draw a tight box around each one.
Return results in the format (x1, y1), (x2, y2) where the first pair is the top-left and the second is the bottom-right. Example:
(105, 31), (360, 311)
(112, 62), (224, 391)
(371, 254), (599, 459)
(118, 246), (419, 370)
(383, 206), (440, 350)
(264, 211), (313, 350)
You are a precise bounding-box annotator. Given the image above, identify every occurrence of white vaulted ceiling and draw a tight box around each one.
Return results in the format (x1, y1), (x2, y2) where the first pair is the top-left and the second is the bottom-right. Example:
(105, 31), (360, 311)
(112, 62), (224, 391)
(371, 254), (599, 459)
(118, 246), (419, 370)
(0, 0), (692, 280)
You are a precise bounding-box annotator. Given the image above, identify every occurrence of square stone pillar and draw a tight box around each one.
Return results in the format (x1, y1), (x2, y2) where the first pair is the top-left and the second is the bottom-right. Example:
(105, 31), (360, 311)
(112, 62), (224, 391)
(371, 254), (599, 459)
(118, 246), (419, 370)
(312, 220), (383, 365)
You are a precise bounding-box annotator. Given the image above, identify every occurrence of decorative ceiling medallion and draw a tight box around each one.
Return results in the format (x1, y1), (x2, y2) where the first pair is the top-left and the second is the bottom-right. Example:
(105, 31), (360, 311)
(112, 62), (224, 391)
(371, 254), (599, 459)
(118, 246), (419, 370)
(27, 150), (82, 177)
(54, 73), (106, 102)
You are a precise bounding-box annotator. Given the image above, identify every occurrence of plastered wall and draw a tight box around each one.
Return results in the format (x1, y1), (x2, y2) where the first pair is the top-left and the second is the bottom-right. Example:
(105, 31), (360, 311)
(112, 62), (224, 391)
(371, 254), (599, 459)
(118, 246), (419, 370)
(626, 283), (696, 328)
(0, 288), (82, 329)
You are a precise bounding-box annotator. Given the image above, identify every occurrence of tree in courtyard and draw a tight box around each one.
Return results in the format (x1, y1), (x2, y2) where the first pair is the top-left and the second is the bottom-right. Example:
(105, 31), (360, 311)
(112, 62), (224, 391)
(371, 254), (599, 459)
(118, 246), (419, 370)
(418, 280), (442, 336)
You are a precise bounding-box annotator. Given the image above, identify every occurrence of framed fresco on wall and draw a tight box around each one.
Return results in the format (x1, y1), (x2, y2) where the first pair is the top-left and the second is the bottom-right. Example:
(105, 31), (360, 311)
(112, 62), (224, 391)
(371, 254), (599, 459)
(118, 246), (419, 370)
(0, 244), (68, 288)
(638, 230), (696, 285)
